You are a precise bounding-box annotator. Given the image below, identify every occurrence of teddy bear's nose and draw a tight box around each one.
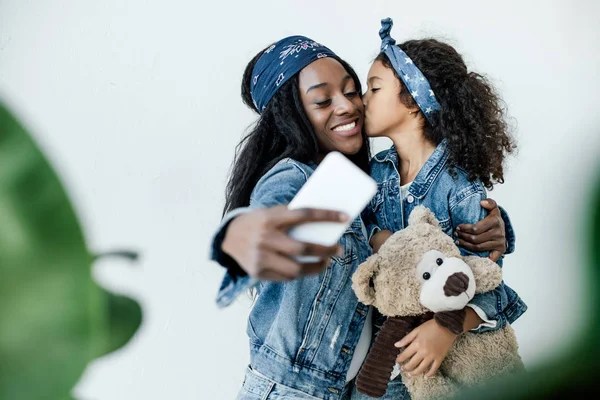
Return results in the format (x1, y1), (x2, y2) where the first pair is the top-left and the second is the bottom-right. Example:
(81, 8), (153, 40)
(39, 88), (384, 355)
(444, 272), (470, 296)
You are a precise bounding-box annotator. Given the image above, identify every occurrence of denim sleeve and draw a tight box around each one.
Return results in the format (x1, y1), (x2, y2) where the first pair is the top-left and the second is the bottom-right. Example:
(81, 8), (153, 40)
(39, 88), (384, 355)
(499, 206), (516, 255)
(450, 190), (512, 333)
(213, 160), (308, 308)
(210, 207), (251, 272)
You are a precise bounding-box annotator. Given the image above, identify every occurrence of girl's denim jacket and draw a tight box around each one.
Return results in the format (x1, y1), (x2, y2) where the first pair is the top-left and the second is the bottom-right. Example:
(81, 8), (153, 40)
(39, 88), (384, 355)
(363, 139), (527, 332)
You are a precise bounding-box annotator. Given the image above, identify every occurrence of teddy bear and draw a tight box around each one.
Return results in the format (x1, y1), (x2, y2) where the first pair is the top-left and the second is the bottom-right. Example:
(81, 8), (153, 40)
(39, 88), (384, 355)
(352, 206), (524, 399)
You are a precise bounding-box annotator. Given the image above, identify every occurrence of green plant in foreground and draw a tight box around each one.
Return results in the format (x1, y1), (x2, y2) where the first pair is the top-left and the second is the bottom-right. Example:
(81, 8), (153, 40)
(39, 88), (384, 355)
(0, 102), (142, 400)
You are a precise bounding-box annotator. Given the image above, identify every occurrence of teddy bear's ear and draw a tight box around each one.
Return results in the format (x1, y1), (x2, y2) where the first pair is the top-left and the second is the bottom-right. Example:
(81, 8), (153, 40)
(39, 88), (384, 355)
(408, 205), (440, 228)
(462, 255), (503, 293)
(352, 254), (381, 306)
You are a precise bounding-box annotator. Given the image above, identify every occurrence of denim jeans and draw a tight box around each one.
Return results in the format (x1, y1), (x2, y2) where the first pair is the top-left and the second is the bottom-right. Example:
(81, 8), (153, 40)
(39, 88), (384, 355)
(236, 366), (411, 400)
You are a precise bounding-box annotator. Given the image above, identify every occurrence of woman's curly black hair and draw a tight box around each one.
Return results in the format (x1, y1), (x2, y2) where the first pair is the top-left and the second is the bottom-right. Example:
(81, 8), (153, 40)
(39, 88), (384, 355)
(377, 39), (516, 190)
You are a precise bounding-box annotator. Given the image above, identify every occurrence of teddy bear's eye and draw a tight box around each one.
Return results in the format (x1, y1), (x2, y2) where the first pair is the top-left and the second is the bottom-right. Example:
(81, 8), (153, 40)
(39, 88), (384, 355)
(423, 272), (431, 280)
(436, 258), (444, 266)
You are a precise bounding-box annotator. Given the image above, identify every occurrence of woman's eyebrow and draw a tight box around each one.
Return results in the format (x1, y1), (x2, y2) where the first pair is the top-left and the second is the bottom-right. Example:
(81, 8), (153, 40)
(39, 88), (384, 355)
(306, 82), (328, 94)
(306, 75), (353, 93)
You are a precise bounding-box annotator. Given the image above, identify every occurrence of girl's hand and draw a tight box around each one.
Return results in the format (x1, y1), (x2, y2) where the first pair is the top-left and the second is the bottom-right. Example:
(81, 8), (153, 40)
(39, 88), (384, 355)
(394, 319), (457, 378)
(394, 308), (483, 377)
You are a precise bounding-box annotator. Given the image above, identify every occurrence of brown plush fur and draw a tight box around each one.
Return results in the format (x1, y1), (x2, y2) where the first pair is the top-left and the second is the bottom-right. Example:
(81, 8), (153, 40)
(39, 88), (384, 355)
(352, 206), (523, 400)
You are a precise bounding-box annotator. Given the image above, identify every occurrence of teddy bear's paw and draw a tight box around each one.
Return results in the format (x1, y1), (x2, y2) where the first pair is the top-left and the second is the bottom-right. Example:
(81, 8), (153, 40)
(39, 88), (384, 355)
(404, 373), (456, 400)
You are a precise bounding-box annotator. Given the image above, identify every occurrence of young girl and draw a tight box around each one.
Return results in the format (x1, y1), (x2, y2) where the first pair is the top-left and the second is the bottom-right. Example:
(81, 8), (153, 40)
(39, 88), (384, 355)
(210, 33), (515, 399)
(361, 18), (527, 385)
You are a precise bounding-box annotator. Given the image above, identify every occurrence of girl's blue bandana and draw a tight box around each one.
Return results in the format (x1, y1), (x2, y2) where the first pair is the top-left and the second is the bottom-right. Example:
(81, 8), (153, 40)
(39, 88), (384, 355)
(379, 18), (441, 125)
(250, 36), (337, 113)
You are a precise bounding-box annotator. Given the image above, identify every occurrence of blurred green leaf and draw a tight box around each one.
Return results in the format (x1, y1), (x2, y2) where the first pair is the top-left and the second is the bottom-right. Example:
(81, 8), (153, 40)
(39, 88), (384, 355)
(0, 102), (142, 399)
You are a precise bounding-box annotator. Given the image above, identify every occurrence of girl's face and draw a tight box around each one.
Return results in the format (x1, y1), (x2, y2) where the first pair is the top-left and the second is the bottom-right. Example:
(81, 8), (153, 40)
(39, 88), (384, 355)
(298, 58), (364, 156)
(363, 60), (414, 138)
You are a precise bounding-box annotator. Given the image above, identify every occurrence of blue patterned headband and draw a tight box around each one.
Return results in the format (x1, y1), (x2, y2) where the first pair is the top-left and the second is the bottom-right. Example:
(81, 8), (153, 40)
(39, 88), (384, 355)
(250, 36), (337, 113)
(379, 18), (441, 125)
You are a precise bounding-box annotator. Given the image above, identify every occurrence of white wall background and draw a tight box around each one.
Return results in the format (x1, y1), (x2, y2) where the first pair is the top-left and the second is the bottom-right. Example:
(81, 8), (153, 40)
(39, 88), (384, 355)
(1, 1), (599, 399)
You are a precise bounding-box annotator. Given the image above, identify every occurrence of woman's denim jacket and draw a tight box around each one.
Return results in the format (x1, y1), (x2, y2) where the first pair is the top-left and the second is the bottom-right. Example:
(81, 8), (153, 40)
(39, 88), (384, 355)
(211, 158), (375, 399)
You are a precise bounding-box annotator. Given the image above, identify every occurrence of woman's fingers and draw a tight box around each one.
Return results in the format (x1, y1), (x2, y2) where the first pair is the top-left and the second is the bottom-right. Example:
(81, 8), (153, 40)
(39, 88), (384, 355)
(264, 232), (341, 258)
(254, 252), (301, 281)
(270, 207), (348, 228)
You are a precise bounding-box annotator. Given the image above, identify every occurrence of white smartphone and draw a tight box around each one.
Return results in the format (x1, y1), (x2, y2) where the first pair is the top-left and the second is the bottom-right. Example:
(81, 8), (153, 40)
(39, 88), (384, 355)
(287, 151), (377, 262)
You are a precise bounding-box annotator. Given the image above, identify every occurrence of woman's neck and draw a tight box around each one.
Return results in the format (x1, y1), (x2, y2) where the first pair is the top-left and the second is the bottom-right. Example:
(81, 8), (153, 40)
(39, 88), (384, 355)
(389, 127), (436, 184)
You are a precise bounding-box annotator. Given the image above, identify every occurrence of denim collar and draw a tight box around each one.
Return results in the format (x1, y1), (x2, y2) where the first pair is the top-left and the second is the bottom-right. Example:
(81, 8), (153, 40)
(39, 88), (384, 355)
(372, 139), (450, 199)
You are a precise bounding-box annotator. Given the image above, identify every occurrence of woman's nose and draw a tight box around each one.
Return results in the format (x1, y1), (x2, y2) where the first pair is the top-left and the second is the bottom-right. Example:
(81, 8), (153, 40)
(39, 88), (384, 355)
(334, 96), (355, 115)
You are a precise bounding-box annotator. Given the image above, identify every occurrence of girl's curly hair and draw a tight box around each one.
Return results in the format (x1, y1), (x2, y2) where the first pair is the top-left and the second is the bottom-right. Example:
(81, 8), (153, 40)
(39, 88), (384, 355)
(377, 39), (516, 189)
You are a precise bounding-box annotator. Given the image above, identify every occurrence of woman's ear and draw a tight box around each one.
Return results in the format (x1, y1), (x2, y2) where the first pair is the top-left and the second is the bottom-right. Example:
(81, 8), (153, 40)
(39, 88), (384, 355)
(352, 254), (382, 305)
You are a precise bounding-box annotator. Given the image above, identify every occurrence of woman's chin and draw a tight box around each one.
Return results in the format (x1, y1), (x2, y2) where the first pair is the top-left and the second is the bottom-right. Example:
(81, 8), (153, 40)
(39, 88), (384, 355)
(341, 139), (365, 155)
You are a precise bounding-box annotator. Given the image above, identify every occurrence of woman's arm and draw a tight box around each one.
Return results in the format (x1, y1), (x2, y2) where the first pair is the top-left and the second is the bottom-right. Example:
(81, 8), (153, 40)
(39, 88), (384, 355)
(456, 198), (512, 261)
(211, 161), (345, 307)
(368, 198), (508, 256)
(221, 206), (345, 280)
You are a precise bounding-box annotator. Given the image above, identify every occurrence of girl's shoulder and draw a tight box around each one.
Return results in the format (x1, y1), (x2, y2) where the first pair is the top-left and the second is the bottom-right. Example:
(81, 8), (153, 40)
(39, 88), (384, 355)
(437, 164), (487, 208)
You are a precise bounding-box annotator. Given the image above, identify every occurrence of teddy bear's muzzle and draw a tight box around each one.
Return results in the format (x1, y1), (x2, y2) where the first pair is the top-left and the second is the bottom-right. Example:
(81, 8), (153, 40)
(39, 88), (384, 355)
(443, 272), (470, 297)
